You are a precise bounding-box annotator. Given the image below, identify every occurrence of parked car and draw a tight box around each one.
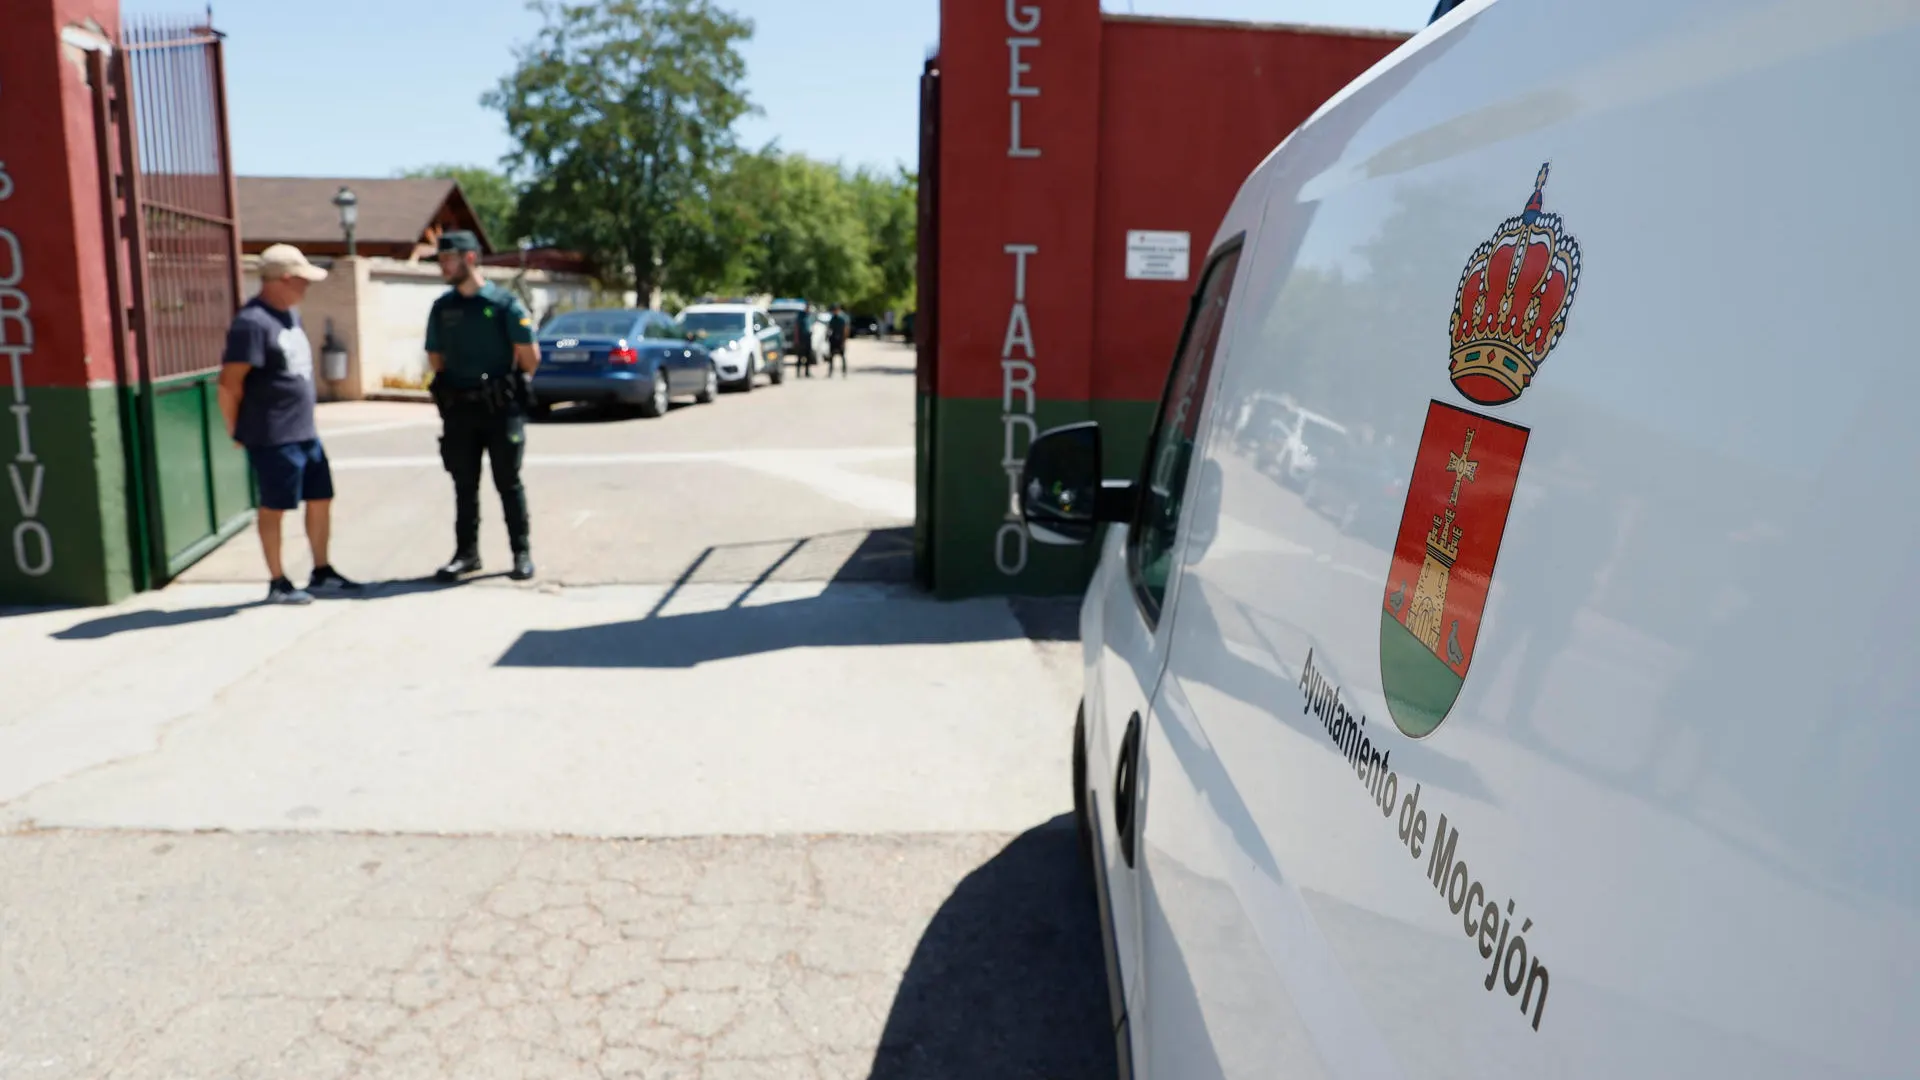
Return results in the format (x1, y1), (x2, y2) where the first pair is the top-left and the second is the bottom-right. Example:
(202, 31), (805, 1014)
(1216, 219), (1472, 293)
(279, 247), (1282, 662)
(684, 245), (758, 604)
(848, 312), (882, 338)
(531, 308), (716, 418)
(1237, 392), (1349, 493)
(1013, 0), (1920, 1076)
(677, 303), (785, 390)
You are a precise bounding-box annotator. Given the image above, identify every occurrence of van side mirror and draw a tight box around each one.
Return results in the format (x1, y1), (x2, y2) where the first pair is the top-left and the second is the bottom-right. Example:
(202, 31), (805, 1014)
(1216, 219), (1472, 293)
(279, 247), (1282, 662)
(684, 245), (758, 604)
(1020, 422), (1137, 546)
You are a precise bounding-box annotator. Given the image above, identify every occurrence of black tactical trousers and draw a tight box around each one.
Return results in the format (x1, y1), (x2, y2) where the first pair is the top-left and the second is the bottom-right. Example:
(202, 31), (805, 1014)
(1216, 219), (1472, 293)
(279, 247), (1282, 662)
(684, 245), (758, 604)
(440, 400), (529, 555)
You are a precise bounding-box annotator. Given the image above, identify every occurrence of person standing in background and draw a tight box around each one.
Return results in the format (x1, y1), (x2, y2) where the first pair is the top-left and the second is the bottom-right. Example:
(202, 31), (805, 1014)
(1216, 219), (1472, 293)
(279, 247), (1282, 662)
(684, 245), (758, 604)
(217, 244), (360, 604)
(826, 304), (849, 378)
(798, 301), (819, 378)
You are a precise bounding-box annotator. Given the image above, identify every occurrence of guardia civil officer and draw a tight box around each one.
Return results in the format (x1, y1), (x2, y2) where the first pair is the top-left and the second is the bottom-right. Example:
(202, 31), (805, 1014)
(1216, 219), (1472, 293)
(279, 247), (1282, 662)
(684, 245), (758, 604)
(425, 231), (541, 582)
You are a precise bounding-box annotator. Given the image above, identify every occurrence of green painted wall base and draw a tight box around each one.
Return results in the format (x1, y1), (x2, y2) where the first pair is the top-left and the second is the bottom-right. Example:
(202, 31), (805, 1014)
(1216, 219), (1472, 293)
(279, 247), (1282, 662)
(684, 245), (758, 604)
(0, 385), (135, 607)
(0, 373), (255, 609)
(926, 396), (1158, 599)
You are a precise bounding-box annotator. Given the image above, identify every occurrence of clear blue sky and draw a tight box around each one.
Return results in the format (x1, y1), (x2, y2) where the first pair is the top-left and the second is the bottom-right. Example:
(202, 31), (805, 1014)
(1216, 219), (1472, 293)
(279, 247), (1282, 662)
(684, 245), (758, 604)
(122, 0), (1433, 179)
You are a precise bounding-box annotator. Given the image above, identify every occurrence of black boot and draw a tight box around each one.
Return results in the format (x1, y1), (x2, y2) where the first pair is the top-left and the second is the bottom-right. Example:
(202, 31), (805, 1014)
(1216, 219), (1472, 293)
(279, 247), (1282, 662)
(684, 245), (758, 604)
(511, 550), (535, 581)
(436, 552), (482, 582)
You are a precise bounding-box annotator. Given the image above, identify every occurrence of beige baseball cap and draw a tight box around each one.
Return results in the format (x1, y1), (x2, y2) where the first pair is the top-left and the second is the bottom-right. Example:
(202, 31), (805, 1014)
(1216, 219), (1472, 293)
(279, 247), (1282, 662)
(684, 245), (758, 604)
(259, 243), (328, 282)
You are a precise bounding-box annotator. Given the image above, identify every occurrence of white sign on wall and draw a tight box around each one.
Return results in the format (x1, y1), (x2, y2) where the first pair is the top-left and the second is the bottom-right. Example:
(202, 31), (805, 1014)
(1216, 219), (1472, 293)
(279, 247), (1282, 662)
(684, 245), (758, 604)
(1125, 230), (1191, 282)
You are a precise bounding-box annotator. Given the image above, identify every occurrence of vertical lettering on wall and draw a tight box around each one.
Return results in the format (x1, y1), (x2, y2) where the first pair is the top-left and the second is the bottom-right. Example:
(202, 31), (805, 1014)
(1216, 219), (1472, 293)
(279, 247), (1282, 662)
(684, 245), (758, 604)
(998, 244), (1039, 576)
(0, 158), (51, 578)
(996, 0), (1044, 576)
(1006, 1), (1041, 158)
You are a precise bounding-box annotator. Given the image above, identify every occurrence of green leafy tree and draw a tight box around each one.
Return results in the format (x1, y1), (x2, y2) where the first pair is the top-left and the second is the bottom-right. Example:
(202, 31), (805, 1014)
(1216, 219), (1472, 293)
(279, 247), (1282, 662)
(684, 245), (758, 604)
(397, 164), (519, 248)
(725, 150), (877, 303)
(486, 0), (754, 297)
(847, 166), (916, 314)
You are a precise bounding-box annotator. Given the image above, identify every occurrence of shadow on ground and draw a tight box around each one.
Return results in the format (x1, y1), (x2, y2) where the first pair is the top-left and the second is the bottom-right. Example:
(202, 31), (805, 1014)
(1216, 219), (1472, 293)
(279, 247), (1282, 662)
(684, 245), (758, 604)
(45, 576), (494, 640)
(531, 400), (698, 425)
(496, 528), (1080, 668)
(867, 814), (1116, 1080)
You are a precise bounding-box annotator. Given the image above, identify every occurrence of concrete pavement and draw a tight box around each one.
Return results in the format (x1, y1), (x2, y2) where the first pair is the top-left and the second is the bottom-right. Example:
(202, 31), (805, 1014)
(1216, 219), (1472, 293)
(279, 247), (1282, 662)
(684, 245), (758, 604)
(0, 340), (1115, 1079)
(0, 579), (1074, 838)
(1, 825), (1107, 1080)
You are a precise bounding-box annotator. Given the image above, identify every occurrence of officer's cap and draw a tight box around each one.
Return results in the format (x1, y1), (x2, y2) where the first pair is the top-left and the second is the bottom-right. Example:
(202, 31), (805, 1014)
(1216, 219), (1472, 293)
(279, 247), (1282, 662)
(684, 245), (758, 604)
(437, 230), (482, 254)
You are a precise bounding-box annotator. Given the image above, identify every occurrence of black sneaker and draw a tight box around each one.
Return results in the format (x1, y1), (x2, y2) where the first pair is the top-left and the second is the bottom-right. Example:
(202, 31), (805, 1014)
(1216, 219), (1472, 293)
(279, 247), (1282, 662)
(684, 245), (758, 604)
(435, 553), (482, 583)
(510, 551), (535, 581)
(308, 565), (363, 594)
(266, 577), (314, 605)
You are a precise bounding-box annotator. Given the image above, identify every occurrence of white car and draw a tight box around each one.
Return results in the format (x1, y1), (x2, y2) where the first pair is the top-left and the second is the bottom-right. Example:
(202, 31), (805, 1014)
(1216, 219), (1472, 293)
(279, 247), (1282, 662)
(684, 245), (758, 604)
(1017, 0), (1920, 1076)
(677, 303), (785, 390)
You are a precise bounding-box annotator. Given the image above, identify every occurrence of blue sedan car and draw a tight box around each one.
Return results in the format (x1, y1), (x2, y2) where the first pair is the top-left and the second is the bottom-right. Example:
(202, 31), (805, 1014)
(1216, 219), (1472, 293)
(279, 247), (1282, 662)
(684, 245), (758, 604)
(530, 309), (718, 418)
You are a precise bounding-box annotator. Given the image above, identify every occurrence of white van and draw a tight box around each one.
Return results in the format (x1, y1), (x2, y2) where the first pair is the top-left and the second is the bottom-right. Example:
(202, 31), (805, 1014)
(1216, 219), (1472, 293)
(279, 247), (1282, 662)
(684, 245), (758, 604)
(1018, 1), (1920, 1076)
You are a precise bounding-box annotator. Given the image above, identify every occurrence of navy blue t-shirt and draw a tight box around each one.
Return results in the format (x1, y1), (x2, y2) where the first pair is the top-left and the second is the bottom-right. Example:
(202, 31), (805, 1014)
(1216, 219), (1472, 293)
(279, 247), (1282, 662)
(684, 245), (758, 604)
(223, 297), (318, 447)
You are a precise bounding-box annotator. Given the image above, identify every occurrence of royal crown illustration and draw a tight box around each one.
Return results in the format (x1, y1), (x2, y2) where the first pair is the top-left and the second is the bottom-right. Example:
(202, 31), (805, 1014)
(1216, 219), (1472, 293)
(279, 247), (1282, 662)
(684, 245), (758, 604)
(1447, 163), (1582, 406)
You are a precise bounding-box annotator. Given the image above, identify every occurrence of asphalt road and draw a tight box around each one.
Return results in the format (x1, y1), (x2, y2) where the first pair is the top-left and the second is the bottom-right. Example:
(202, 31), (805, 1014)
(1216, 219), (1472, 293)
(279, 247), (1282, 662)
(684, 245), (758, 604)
(0, 339), (1115, 1079)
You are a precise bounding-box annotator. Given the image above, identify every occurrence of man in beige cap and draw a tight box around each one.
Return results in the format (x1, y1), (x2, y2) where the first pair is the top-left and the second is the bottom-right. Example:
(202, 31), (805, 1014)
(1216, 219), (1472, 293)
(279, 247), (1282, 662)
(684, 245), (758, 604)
(218, 244), (360, 604)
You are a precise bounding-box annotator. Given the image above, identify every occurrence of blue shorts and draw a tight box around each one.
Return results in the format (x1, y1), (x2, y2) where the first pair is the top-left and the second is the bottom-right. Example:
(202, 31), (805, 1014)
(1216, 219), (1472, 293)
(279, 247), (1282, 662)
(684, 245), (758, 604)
(248, 439), (334, 511)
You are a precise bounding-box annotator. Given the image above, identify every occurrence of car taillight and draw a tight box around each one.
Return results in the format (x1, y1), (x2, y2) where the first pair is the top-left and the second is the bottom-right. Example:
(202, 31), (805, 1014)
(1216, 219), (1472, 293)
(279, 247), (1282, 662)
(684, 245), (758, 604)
(608, 345), (639, 366)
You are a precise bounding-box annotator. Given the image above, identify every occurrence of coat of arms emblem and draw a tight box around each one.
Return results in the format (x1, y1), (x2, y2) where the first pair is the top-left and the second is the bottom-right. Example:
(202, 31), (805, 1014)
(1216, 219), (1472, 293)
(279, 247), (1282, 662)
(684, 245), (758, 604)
(1380, 164), (1581, 738)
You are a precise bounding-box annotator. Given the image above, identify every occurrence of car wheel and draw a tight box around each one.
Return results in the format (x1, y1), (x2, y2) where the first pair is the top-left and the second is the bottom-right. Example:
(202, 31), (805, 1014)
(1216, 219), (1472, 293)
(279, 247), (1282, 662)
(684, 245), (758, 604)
(1073, 701), (1091, 867)
(638, 368), (669, 418)
(769, 356), (785, 385)
(695, 362), (718, 404)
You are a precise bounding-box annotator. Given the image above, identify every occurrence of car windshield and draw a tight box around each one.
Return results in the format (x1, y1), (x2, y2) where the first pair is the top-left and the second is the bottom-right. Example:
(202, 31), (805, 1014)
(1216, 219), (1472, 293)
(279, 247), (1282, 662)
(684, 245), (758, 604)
(680, 311), (747, 338)
(641, 317), (685, 340)
(543, 312), (636, 338)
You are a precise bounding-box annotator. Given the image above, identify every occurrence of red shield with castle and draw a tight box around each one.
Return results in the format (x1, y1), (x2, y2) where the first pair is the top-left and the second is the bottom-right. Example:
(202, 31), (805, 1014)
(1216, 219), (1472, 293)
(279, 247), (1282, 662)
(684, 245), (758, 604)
(1379, 164), (1581, 738)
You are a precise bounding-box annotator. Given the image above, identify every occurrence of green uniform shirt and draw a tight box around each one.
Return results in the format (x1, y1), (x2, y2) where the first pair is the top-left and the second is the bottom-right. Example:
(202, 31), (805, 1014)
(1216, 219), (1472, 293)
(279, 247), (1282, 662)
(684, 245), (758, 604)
(426, 282), (534, 388)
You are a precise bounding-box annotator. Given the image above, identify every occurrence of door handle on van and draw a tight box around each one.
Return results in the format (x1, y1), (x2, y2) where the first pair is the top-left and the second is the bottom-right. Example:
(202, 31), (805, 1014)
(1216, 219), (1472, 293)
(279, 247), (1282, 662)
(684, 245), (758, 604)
(1114, 711), (1144, 869)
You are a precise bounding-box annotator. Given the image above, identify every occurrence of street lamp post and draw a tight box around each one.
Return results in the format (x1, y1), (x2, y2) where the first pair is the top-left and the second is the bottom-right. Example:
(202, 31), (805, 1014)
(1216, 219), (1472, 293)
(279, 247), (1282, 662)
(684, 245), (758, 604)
(332, 185), (358, 258)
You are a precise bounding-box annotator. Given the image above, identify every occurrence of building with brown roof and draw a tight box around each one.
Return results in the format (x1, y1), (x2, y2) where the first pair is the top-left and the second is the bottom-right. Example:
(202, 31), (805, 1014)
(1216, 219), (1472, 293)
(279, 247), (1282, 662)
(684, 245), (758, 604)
(236, 176), (492, 259)
(233, 176), (613, 401)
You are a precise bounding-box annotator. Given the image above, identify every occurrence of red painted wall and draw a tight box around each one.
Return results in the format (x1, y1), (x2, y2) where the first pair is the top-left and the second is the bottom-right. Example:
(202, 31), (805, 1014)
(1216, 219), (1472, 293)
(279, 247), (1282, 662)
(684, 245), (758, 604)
(1090, 17), (1406, 403)
(0, 0), (123, 392)
(935, 0), (1103, 404)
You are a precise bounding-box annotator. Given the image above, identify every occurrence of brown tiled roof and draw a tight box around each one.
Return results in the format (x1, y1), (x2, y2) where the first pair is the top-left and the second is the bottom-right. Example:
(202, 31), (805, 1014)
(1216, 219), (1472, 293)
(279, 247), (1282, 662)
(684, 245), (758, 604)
(236, 176), (492, 254)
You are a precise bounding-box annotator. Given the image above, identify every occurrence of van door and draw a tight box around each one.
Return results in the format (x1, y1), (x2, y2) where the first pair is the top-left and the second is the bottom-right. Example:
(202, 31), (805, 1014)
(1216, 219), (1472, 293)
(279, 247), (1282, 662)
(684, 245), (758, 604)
(1087, 239), (1244, 1062)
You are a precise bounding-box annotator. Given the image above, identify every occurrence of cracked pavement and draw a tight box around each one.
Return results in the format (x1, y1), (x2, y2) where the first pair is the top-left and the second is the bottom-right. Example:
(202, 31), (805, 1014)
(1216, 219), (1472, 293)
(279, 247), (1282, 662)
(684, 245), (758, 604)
(4, 826), (1111, 1079)
(0, 343), (1115, 1079)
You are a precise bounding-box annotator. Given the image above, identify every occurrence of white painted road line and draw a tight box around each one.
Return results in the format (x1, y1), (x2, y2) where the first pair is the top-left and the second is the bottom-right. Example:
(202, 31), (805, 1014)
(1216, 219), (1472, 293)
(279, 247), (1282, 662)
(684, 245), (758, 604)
(328, 447), (915, 470)
(733, 456), (917, 521)
(316, 419), (442, 438)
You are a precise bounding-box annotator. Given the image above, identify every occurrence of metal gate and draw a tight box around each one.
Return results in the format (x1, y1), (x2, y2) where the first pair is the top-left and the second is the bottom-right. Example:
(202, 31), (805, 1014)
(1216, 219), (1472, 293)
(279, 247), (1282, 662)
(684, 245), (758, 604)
(90, 15), (253, 589)
(913, 54), (941, 590)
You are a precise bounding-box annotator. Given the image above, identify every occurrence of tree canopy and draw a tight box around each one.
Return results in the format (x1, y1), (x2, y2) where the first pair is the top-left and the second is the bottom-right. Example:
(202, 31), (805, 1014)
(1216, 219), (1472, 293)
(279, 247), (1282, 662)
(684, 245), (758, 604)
(483, 0), (917, 312)
(486, 0), (755, 297)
